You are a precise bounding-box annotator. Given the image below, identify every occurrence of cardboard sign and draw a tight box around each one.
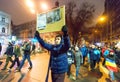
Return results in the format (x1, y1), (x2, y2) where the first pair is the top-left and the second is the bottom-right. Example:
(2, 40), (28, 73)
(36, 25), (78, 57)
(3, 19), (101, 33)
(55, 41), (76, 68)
(36, 6), (65, 33)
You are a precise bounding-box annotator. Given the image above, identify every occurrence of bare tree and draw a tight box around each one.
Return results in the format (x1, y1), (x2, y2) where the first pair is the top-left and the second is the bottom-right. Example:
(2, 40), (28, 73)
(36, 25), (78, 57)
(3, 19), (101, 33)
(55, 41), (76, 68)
(66, 1), (95, 44)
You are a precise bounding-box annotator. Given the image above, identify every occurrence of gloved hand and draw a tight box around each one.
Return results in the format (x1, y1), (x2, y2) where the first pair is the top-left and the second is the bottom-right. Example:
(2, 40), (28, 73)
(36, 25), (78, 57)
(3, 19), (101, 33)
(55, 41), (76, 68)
(34, 31), (40, 38)
(62, 25), (68, 36)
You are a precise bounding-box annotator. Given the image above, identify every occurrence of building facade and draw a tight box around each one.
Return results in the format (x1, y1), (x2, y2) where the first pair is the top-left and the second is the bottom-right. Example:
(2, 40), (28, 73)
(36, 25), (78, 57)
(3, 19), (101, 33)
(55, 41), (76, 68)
(13, 20), (36, 39)
(0, 11), (12, 55)
(104, 0), (120, 42)
(12, 20), (60, 44)
(0, 11), (11, 44)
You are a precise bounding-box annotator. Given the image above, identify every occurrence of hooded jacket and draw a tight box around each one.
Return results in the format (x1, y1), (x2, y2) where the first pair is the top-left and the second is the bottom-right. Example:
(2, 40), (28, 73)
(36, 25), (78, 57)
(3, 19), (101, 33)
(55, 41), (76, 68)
(89, 48), (100, 61)
(36, 35), (70, 74)
(80, 45), (88, 57)
(5, 44), (13, 56)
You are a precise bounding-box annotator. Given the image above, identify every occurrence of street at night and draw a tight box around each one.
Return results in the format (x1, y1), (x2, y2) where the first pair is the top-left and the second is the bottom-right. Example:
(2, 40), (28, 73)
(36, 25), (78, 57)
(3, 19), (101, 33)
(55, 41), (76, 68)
(0, 52), (120, 82)
(0, 0), (120, 82)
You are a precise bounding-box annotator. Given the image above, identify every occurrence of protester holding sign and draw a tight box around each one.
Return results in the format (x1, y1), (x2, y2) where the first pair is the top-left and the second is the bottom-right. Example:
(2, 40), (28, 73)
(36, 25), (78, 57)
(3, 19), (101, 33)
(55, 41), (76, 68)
(35, 25), (70, 82)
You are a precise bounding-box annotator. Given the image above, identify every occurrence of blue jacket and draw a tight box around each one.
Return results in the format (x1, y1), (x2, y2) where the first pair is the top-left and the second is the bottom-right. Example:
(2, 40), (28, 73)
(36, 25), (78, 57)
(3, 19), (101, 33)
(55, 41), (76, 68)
(89, 48), (100, 61)
(80, 46), (88, 57)
(103, 49), (110, 57)
(36, 35), (70, 74)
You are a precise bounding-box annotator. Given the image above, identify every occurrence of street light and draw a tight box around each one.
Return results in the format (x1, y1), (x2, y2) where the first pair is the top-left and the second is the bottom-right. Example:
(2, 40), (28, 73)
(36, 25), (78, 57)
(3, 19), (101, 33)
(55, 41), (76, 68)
(98, 16), (106, 42)
(26, 0), (35, 8)
(25, 0), (49, 14)
(99, 16), (106, 23)
(40, 2), (48, 11)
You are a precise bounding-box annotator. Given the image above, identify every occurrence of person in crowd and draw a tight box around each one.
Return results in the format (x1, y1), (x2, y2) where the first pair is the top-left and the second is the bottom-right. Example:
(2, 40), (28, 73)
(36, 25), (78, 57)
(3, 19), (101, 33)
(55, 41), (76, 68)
(103, 46), (111, 67)
(8, 44), (21, 71)
(88, 44), (100, 71)
(67, 46), (74, 77)
(102, 43), (111, 66)
(1, 42), (13, 70)
(0, 42), (2, 55)
(105, 49), (118, 82)
(31, 43), (36, 55)
(74, 45), (83, 79)
(35, 25), (70, 82)
(16, 41), (32, 72)
(114, 43), (120, 67)
(79, 44), (88, 65)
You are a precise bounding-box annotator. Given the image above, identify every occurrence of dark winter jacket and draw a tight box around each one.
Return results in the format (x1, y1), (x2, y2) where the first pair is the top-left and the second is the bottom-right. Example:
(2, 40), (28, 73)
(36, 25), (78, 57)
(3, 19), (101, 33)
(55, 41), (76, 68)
(89, 48), (100, 61)
(115, 49), (120, 59)
(13, 46), (21, 57)
(23, 43), (31, 55)
(5, 45), (13, 56)
(36, 35), (70, 74)
(80, 46), (88, 57)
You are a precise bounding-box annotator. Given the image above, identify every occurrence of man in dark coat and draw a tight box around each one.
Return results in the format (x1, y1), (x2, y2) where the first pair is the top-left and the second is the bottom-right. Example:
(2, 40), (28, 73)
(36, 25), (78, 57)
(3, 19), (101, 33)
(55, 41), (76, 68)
(35, 25), (71, 82)
(88, 45), (100, 71)
(1, 42), (13, 70)
(16, 41), (32, 72)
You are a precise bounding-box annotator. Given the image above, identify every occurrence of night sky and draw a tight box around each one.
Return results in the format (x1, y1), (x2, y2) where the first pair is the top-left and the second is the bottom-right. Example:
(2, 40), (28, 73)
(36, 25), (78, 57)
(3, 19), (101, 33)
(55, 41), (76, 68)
(0, 0), (105, 25)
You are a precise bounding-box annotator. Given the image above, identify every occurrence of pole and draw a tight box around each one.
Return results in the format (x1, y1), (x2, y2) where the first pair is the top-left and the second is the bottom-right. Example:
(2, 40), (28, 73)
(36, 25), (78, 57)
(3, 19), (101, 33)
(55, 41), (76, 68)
(100, 24), (103, 42)
(110, 20), (112, 44)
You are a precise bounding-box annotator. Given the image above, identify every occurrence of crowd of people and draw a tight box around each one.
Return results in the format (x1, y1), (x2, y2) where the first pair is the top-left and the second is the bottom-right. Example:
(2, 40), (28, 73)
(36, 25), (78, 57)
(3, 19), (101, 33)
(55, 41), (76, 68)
(0, 25), (120, 82)
(65, 42), (120, 82)
(0, 41), (36, 72)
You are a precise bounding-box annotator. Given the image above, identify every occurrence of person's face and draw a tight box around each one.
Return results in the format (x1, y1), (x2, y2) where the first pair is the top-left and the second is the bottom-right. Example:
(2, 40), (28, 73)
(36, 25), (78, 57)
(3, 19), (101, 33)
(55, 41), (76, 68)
(75, 46), (79, 51)
(55, 37), (61, 45)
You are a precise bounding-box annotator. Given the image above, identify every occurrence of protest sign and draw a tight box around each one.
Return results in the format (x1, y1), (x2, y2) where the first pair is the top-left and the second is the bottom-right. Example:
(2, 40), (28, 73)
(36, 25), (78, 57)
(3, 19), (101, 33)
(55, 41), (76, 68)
(36, 5), (65, 33)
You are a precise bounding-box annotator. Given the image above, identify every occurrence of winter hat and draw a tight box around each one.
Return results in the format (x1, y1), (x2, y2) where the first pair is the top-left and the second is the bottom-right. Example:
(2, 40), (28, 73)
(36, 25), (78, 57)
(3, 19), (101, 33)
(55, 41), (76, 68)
(75, 45), (79, 51)
(109, 49), (114, 55)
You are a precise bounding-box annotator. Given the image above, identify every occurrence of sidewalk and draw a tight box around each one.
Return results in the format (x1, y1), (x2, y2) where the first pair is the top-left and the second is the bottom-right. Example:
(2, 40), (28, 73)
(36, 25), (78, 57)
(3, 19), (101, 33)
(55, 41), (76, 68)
(0, 53), (51, 82)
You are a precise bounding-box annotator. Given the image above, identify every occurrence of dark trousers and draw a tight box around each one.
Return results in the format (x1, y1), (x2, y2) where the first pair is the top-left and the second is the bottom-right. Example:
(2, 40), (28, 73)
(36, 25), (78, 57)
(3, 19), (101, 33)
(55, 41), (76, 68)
(19, 54), (32, 69)
(90, 60), (97, 70)
(9, 57), (20, 69)
(3, 56), (13, 69)
(51, 72), (65, 82)
(67, 64), (72, 76)
(102, 57), (106, 66)
(83, 56), (86, 64)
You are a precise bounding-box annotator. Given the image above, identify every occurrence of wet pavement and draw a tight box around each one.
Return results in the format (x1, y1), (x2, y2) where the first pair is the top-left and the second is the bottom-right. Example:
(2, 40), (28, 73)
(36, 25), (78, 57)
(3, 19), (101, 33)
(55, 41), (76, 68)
(0, 52), (120, 82)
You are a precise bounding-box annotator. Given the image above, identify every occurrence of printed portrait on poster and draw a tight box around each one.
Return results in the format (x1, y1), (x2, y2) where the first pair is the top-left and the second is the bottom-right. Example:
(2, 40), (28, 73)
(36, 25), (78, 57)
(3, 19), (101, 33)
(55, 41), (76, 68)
(36, 5), (65, 33)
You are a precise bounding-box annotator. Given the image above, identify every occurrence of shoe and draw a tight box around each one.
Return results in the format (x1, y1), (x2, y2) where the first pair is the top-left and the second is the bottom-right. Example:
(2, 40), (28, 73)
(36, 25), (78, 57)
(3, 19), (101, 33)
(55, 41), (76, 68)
(15, 68), (21, 72)
(1, 68), (6, 70)
(7, 68), (11, 72)
(28, 67), (32, 69)
(8, 69), (11, 72)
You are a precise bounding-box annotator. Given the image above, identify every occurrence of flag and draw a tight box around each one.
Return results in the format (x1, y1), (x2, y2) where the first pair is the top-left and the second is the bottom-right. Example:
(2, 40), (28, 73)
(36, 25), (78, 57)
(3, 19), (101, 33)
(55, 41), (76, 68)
(105, 58), (118, 72)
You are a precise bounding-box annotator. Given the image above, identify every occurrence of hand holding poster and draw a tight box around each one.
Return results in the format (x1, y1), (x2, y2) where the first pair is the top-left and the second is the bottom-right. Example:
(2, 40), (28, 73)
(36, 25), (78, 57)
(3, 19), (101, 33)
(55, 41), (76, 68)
(36, 5), (65, 33)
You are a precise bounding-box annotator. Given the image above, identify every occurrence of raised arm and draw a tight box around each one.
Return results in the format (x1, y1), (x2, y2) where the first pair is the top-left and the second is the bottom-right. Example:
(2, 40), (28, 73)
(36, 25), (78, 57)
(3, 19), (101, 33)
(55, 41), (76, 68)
(34, 31), (53, 51)
(62, 25), (71, 51)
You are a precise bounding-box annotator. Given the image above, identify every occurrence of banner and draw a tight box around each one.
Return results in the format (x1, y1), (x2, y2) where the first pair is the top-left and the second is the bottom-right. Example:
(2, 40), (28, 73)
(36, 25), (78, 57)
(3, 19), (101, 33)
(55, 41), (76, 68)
(36, 5), (65, 33)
